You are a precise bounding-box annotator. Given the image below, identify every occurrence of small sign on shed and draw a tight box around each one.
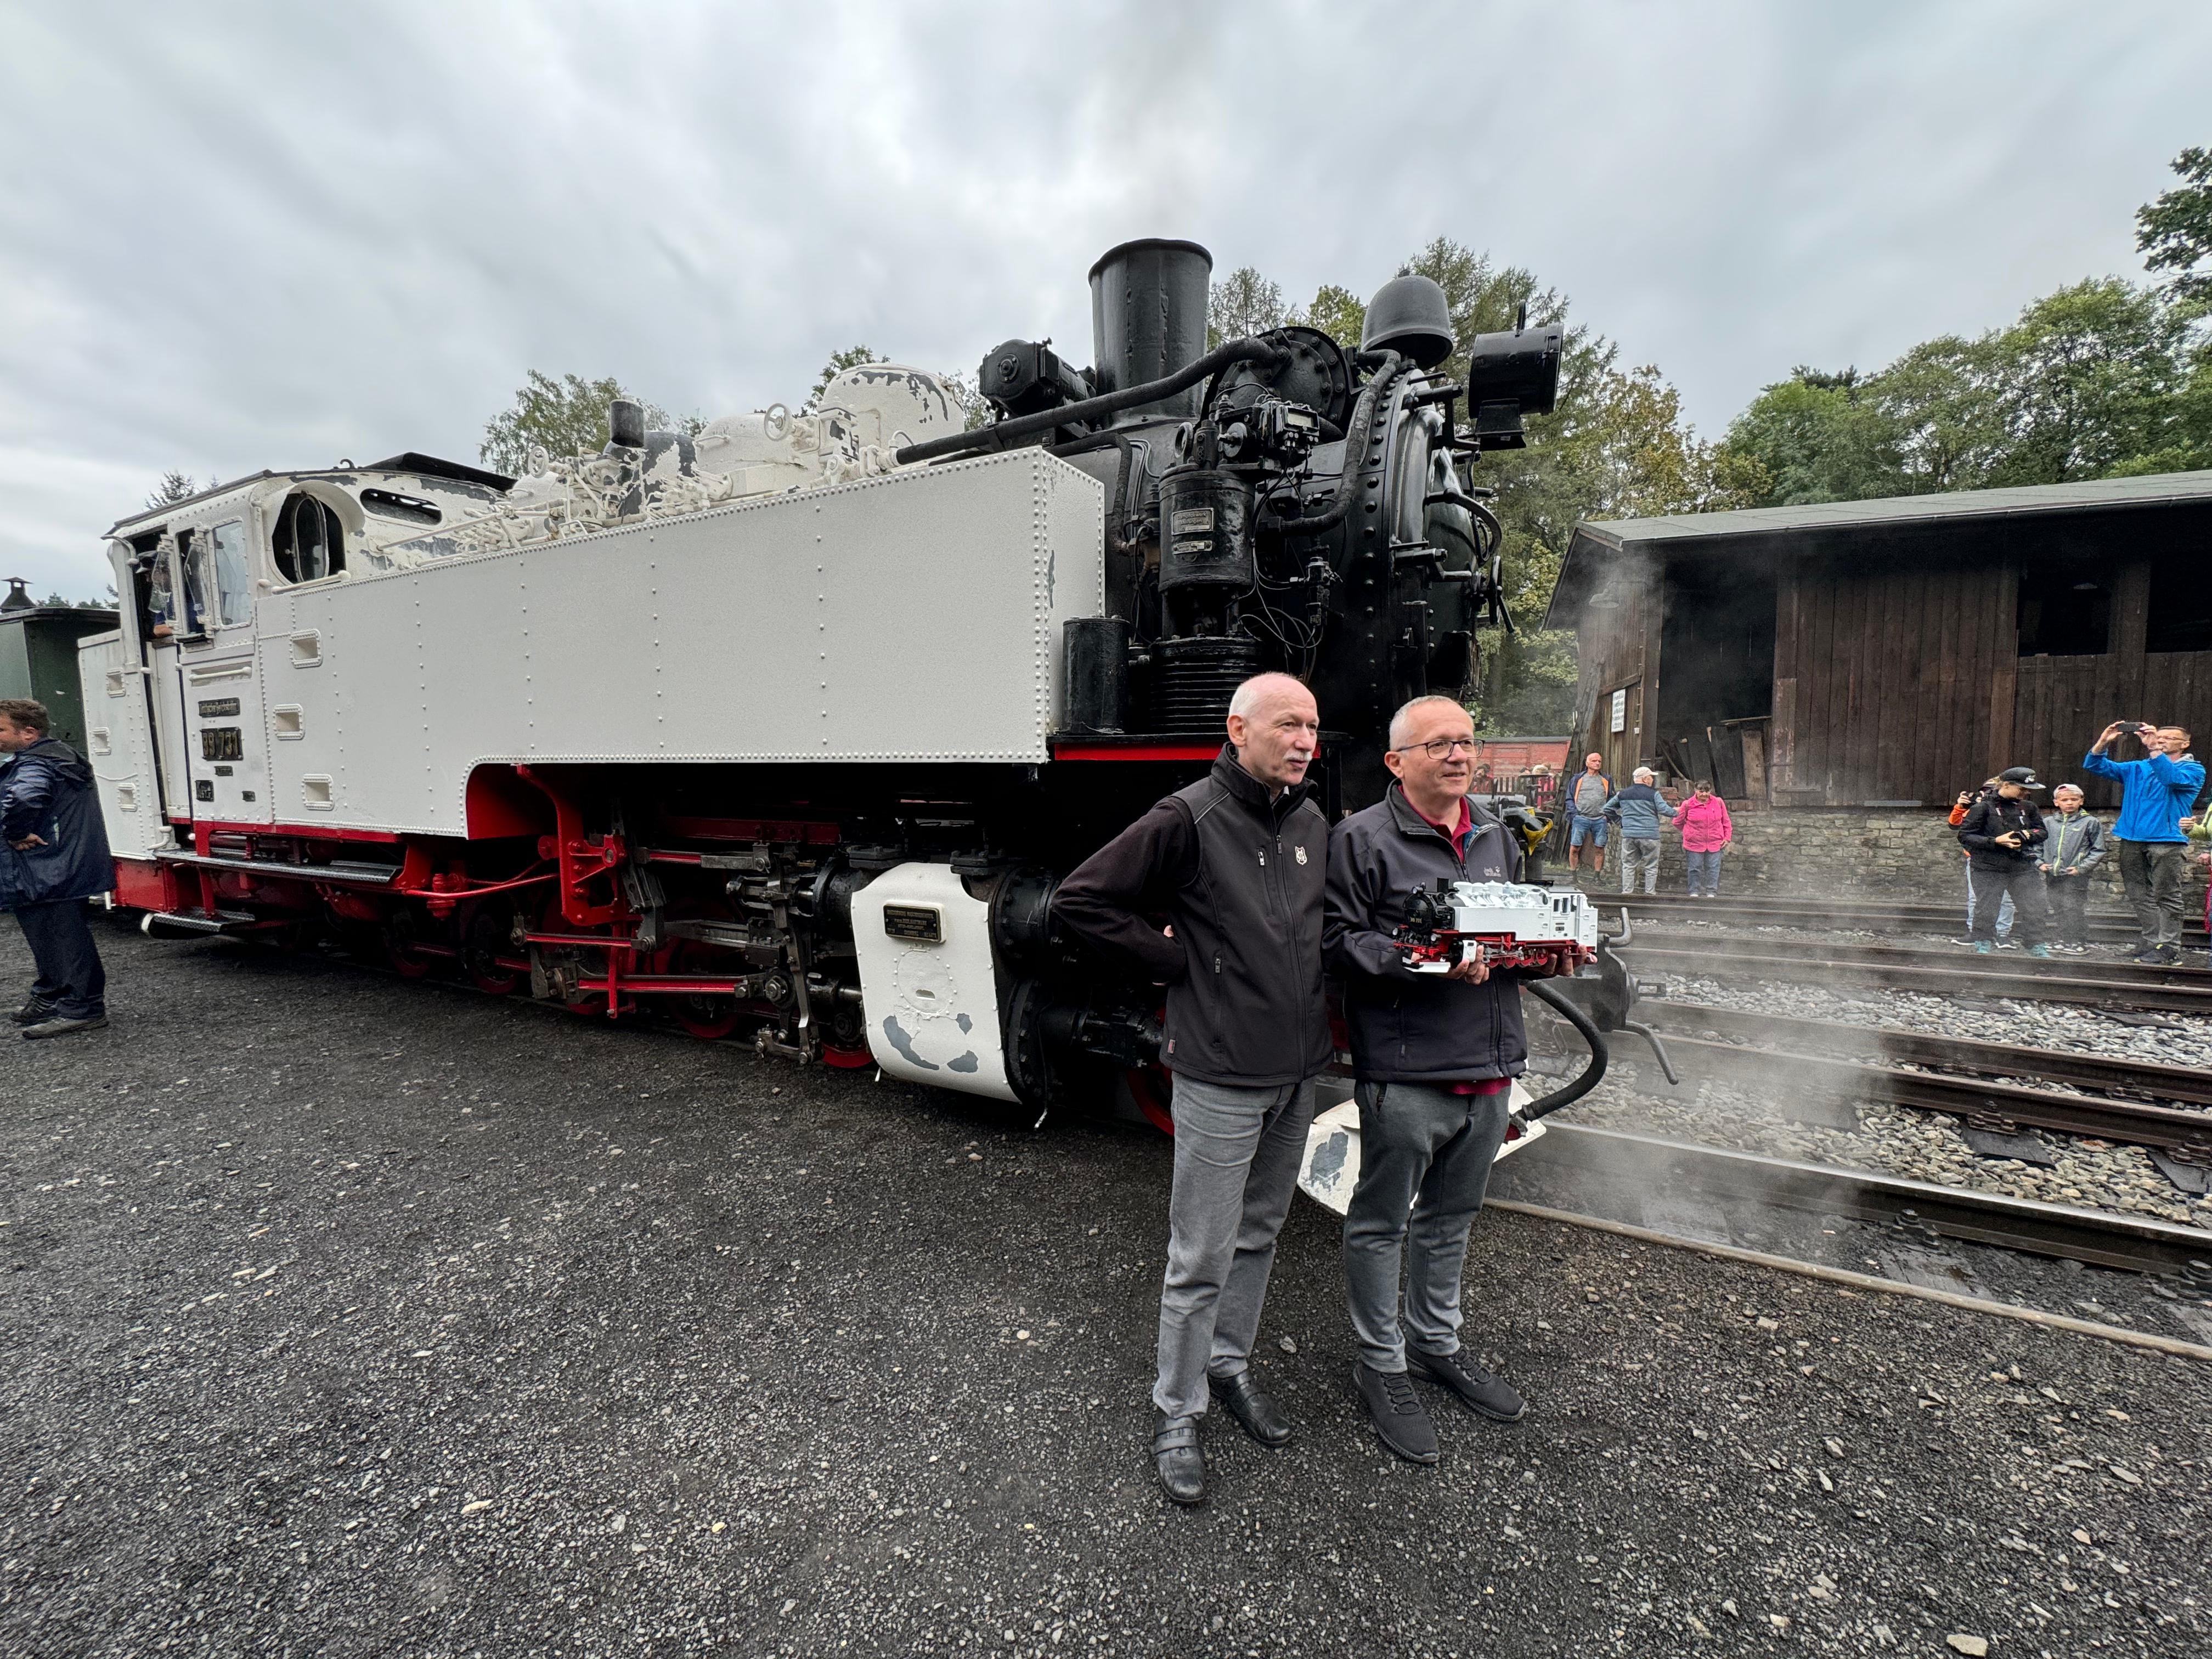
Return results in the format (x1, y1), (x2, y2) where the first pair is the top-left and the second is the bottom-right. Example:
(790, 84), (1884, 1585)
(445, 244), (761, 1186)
(1609, 688), (1627, 733)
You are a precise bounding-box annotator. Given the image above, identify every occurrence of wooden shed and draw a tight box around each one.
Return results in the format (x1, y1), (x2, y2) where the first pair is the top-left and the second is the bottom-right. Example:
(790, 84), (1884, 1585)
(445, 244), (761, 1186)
(1543, 471), (2212, 811)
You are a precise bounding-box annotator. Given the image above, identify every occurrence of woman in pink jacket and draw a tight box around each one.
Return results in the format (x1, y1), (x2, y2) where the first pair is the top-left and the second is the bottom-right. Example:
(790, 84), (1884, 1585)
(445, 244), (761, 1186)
(1676, 780), (1733, 897)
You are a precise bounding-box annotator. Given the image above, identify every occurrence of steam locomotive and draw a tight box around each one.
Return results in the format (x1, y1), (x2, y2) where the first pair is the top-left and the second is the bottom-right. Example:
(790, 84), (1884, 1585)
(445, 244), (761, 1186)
(77, 238), (1563, 1119)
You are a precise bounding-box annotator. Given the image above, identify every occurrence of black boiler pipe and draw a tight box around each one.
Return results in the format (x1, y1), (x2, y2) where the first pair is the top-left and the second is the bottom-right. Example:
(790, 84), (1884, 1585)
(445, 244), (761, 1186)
(894, 339), (1286, 466)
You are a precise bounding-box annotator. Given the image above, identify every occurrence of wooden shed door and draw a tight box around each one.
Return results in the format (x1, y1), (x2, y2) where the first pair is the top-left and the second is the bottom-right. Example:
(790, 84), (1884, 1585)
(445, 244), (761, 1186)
(1602, 680), (1641, 781)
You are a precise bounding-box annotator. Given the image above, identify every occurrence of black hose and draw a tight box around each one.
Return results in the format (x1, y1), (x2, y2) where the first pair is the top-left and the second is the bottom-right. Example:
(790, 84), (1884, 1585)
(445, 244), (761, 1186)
(894, 338), (1287, 465)
(1521, 979), (1610, 1120)
(1253, 350), (1406, 539)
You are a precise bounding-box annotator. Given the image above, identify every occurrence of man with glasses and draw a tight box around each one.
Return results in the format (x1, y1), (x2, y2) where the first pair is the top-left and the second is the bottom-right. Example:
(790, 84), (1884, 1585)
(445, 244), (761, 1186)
(1053, 673), (1330, 1506)
(1323, 694), (1554, 1464)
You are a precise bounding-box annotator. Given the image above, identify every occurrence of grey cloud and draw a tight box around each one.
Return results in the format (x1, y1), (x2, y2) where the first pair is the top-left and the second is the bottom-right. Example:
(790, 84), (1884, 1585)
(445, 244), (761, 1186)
(1, 0), (2206, 598)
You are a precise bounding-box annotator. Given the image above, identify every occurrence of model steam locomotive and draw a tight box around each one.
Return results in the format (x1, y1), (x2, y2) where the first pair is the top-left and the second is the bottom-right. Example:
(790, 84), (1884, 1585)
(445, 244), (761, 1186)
(77, 238), (1564, 1118)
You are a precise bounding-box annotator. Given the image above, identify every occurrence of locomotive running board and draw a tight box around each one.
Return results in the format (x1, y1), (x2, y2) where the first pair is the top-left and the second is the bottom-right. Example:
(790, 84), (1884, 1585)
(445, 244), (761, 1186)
(155, 850), (402, 887)
(144, 907), (265, 935)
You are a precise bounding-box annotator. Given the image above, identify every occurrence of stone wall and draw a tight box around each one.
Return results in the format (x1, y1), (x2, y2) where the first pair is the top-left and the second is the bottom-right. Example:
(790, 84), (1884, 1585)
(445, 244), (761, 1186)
(1572, 804), (2209, 916)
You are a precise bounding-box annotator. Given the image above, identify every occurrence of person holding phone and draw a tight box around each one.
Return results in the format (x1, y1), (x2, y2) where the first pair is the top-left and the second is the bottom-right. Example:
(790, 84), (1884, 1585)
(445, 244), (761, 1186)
(2081, 723), (2204, 965)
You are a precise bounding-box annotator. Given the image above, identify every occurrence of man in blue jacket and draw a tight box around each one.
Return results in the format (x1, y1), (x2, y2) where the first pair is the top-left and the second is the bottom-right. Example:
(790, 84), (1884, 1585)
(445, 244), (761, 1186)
(1601, 766), (1676, 895)
(0, 699), (112, 1037)
(2080, 721), (2206, 966)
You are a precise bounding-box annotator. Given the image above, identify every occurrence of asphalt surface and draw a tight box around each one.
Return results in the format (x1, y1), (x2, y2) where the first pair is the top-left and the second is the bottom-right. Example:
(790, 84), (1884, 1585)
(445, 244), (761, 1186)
(3, 918), (2209, 1658)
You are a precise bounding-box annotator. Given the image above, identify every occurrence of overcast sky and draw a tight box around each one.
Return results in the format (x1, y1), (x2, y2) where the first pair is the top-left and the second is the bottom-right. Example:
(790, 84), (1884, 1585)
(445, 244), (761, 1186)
(2, 1), (2207, 598)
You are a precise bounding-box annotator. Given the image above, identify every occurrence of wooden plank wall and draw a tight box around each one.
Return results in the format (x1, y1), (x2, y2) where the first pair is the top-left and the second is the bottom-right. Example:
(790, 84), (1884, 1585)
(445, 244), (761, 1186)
(1568, 548), (1662, 777)
(1771, 546), (2014, 805)
(2015, 648), (2212, 811)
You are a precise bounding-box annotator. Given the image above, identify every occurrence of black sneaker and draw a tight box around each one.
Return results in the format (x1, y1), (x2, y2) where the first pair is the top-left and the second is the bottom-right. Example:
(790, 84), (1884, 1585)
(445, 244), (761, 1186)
(2155, 944), (2183, 967)
(1407, 1347), (1527, 1422)
(1353, 1362), (1438, 1464)
(21, 1014), (107, 1040)
(10, 999), (57, 1026)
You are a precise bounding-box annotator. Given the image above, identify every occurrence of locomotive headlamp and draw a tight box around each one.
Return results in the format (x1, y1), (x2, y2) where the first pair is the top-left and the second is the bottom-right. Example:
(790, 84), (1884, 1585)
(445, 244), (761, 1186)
(1462, 323), (1563, 450)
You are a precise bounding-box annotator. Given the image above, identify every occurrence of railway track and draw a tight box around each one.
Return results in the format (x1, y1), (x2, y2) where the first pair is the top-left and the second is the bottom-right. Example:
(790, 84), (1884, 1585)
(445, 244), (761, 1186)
(1588, 889), (2208, 946)
(1509, 1121), (2212, 1277)
(1627, 1000), (2212, 1165)
(1620, 936), (2212, 1013)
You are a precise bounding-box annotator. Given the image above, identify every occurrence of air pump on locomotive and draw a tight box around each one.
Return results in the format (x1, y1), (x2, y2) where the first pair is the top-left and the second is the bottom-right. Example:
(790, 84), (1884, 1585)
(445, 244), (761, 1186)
(80, 238), (1600, 1121)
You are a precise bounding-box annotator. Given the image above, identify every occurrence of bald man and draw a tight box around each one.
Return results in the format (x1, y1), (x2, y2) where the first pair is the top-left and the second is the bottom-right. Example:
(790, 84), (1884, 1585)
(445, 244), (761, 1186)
(1054, 672), (1331, 1505)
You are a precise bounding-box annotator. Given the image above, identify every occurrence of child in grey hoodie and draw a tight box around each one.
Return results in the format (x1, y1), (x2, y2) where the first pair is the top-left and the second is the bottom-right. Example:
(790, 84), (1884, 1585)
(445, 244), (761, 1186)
(2038, 783), (2108, 950)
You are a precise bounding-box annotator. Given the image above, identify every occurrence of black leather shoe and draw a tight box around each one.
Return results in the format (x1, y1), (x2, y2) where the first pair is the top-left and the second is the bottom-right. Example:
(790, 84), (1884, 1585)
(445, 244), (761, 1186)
(1353, 1362), (1438, 1465)
(1209, 1368), (1294, 1447)
(1407, 1347), (1527, 1422)
(10, 1000), (55, 1026)
(1152, 1413), (1205, 1505)
(21, 1014), (107, 1041)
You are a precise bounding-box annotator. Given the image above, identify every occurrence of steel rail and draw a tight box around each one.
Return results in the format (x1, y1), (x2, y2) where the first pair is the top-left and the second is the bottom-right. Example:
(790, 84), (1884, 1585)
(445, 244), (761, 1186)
(1643, 1031), (2212, 1160)
(1642, 998), (2212, 1107)
(1509, 1121), (2212, 1275)
(1620, 943), (2212, 1014)
(1591, 890), (2206, 944)
(1626, 930), (2212, 989)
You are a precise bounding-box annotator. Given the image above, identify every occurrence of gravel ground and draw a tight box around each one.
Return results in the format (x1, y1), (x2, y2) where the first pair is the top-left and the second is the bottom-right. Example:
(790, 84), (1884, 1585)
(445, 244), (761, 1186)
(4, 919), (2211, 1658)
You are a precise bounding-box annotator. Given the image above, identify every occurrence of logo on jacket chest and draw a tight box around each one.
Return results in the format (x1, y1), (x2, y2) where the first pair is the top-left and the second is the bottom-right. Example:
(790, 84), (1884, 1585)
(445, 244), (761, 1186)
(1295, 844), (1308, 865)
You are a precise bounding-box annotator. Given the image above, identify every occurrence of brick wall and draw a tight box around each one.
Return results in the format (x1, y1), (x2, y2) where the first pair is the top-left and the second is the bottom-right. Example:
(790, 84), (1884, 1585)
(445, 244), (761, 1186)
(1578, 804), (2210, 915)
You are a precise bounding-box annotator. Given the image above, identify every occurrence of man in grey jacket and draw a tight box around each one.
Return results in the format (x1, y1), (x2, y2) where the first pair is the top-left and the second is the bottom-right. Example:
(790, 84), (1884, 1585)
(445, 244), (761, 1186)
(1053, 673), (1330, 1506)
(1323, 694), (1561, 1464)
(1602, 767), (1675, 896)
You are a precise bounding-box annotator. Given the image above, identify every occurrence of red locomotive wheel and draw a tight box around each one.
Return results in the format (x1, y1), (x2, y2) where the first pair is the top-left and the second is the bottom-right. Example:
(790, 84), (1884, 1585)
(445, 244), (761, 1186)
(384, 911), (437, 979)
(462, 907), (521, 997)
(1124, 1065), (1175, 1136)
(668, 943), (741, 1041)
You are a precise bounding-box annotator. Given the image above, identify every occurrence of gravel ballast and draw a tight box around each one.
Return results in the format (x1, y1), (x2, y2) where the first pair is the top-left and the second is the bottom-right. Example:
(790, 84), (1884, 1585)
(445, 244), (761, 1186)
(3, 919), (2210, 1658)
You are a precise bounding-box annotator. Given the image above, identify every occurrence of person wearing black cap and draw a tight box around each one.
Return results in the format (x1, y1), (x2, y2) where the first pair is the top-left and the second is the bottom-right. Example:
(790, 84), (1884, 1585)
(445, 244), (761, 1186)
(1956, 768), (2052, 957)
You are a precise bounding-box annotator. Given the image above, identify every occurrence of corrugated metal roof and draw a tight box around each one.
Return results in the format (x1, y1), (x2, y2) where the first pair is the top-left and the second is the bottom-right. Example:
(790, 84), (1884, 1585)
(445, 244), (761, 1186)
(1545, 468), (2212, 628)
(1575, 467), (2212, 547)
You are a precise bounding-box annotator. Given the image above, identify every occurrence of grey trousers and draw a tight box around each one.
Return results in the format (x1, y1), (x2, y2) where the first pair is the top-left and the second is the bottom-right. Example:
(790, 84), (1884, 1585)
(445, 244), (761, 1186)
(1342, 1080), (1511, 1373)
(1618, 838), (1661, 894)
(1154, 1074), (1318, 1420)
(2115, 839), (2187, 947)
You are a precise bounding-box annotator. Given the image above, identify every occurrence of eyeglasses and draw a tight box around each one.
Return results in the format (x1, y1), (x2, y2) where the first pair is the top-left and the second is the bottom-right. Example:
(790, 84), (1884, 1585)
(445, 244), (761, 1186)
(1394, 738), (1478, 759)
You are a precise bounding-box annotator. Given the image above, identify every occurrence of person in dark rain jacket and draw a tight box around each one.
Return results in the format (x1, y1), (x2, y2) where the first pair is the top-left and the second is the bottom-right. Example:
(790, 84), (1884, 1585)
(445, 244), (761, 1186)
(1956, 766), (2050, 957)
(1323, 694), (1564, 1466)
(1, 698), (112, 1037)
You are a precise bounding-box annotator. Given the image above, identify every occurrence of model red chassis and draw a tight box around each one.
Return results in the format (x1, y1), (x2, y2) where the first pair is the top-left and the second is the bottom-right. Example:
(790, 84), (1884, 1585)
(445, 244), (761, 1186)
(1396, 933), (1596, 978)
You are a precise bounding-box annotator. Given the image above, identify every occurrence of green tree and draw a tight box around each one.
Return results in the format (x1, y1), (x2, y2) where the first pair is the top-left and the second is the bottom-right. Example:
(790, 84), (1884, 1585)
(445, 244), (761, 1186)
(1286, 283), (1365, 349)
(480, 372), (693, 473)
(2137, 144), (2212, 312)
(1987, 278), (2191, 483)
(806, 346), (888, 410)
(1206, 267), (1285, 348)
(145, 470), (199, 510)
(1720, 369), (1898, 504)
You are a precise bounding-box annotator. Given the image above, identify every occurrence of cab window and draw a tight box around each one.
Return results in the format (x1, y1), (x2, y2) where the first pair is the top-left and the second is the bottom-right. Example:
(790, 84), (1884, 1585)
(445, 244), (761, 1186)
(273, 494), (345, 584)
(210, 519), (252, 626)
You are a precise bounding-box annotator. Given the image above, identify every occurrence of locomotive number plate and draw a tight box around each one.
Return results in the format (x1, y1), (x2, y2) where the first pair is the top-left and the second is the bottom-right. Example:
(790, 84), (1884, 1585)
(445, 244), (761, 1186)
(1170, 507), (1215, 534)
(197, 697), (241, 718)
(200, 726), (245, 761)
(881, 904), (944, 944)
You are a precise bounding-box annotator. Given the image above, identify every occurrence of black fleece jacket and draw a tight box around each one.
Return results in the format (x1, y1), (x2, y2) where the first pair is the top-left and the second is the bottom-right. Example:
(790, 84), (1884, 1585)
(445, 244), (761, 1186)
(1051, 747), (1331, 1088)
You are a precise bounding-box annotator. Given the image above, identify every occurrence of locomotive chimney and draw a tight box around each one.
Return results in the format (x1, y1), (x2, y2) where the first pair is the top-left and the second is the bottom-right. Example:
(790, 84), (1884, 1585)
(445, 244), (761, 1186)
(1087, 239), (1212, 424)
